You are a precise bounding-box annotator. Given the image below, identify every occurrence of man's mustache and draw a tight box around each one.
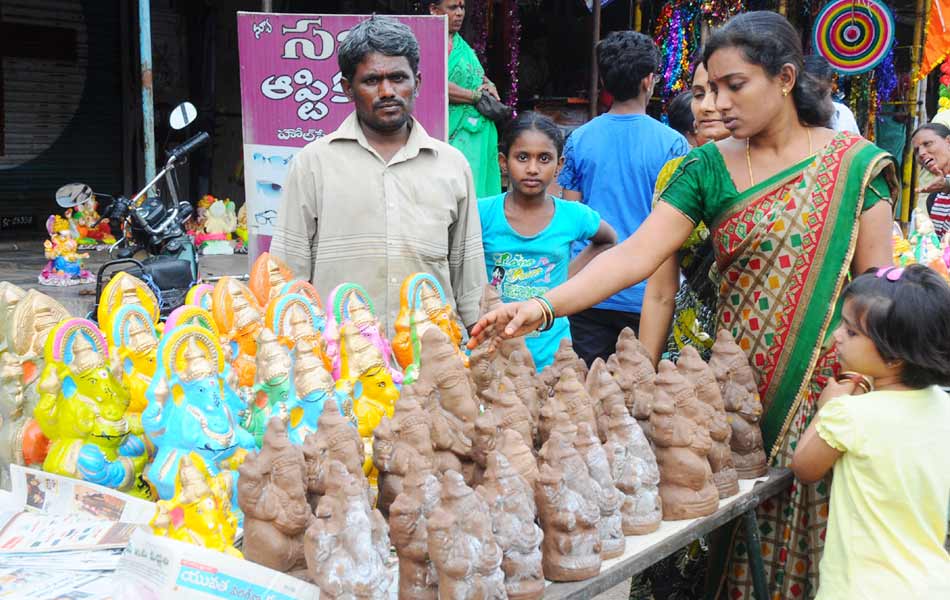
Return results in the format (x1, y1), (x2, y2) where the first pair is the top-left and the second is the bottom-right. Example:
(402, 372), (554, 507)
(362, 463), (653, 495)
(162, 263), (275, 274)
(373, 99), (406, 110)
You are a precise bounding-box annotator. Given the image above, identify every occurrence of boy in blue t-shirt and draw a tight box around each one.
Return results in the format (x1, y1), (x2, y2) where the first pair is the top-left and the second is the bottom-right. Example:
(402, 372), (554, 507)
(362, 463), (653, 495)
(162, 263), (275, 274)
(558, 31), (688, 364)
(480, 113), (616, 369)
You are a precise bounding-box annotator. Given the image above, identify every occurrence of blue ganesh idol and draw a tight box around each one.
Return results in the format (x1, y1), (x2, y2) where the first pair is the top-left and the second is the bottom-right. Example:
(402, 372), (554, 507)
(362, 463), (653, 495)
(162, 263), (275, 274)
(143, 324), (255, 504)
(288, 337), (345, 445)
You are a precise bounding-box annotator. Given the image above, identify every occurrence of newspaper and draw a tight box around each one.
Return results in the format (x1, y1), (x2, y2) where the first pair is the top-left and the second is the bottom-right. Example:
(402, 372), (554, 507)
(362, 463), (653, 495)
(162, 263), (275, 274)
(0, 567), (115, 599)
(8, 465), (157, 524)
(111, 529), (319, 600)
(0, 510), (140, 553)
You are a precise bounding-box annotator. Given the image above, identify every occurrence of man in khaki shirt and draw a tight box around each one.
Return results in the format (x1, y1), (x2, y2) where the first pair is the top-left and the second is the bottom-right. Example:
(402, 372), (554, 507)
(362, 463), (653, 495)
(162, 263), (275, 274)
(270, 16), (486, 333)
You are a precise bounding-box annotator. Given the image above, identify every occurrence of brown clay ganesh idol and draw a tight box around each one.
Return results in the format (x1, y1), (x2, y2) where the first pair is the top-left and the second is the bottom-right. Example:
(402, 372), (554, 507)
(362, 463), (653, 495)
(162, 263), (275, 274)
(480, 377), (534, 450)
(304, 459), (392, 600)
(302, 404), (368, 512)
(371, 385), (435, 516)
(504, 350), (544, 427)
(237, 418), (311, 575)
(416, 327), (477, 482)
(427, 470), (507, 599)
(212, 277), (264, 389)
(649, 361), (719, 520)
(709, 330), (769, 479)
(248, 251), (294, 307)
(476, 452), (544, 600)
(677, 345), (740, 497)
(603, 404), (662, 535)
(586, 358), (627, 443)
(479, 284), (535, 371)
(535, 463), (602, 582)
(607, 327), (657, 434)
(389, 460), (441, 600)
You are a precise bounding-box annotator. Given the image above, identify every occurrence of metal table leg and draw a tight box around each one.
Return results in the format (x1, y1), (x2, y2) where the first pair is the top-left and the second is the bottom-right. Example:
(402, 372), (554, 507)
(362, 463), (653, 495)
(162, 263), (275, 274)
(742, 508), (769, 600)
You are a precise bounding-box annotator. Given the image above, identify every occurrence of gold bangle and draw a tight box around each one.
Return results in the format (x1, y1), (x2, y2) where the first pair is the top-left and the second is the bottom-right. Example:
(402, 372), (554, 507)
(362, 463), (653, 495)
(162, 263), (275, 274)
(836, 371), (873, 394)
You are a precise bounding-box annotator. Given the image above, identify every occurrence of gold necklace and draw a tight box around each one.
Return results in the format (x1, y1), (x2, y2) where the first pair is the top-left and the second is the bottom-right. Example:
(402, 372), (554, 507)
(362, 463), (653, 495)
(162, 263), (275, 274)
(746, 127), (813, 187)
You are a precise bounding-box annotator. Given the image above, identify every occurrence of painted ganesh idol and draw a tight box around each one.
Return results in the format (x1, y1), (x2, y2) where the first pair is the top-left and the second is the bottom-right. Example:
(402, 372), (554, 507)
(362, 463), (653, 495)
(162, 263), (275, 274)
(97, 272), (160, 342)
(325, 283), (402, 384)
(143, 325), (255, 503)
(338, 323), (399, 479)
(392, 273), (466, 383)
(35, 319), (151, 498)
(289, 338), (343, 445)
(246, 329), (298, 447)
(266, 292), (327, 359)
(108, 305), (159, 417)
(248, 252), (294, 307)
(212, 277), (264, 388)
(185, 283), (215, 312)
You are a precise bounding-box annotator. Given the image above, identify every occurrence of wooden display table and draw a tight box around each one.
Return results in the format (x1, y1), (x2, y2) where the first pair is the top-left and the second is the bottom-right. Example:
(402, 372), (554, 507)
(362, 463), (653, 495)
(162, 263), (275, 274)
(544, 467), (794, 600)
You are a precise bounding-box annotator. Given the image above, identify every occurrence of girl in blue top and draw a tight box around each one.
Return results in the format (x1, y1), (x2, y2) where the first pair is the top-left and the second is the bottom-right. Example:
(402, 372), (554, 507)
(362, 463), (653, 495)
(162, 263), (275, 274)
(479, 112), (616, 369)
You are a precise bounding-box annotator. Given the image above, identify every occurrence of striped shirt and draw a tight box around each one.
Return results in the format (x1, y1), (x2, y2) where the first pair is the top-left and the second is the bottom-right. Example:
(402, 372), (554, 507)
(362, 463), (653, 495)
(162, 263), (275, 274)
(270, 113), (486, 333)
(928, 193), (950, 240)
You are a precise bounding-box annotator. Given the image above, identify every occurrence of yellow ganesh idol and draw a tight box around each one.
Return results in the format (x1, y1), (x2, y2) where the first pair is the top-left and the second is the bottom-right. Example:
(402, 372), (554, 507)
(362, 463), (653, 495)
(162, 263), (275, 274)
(338, 323), (399, 483)
(97, 272), (160, 341)
(150, 453), (241, 557)
(34, 318), (151, 498)
(108, 304), (159, 416)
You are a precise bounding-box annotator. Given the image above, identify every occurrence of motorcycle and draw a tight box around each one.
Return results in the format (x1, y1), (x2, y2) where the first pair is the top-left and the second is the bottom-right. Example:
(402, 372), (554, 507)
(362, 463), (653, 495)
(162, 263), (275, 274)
(55, 101), (208, 320)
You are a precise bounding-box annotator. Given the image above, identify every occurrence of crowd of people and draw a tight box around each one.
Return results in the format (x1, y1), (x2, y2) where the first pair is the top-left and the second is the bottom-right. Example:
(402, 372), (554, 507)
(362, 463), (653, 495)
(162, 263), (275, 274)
(270, 9), (950, 599)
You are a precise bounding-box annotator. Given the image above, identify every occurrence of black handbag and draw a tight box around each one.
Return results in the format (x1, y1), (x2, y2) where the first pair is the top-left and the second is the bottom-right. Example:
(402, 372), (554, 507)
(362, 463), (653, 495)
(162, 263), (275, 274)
(474, 92), (513, 123)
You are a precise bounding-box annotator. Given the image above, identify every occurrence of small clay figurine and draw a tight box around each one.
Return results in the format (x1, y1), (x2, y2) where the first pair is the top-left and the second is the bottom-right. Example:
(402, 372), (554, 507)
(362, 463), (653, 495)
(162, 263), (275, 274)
(574, 422), (626, 557)
(603, 404), (662, 535)
(586, 358), (627, 443)
(38, 215), (94, 286)
(471, 410), (499, 485)
(552, 369), (598, 436)
(427, 470), (507, 599)
(246, 329), (297, 447)
(150, 454), (241, 557)
(477, 452), (544, 600)
(539, 339), (581, 395)
(238, 418), (311, 574)
(504, 350), (543, 428)
(649, 361), (719, 520)
(677, 345), (739, 497)
(539, 429), (624, 559)
(417, 327), (477, 482)
(468, 342), (501, 401)
(709, 330), (769, 479)
(371, 385), (435, 516)
(607, 328), (657, 434)
(534, 463), (602, 582)
(304, 460), (392, 599)
(497, 429), (540, 489)
(480, 378), (533, 451)
(302, 405), (368, 512)
(389, 460), (442, 600)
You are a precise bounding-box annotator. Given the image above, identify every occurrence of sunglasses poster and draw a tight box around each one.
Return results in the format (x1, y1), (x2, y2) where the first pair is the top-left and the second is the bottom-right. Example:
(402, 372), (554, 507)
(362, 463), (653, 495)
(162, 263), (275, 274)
(237, 12), (448, 245)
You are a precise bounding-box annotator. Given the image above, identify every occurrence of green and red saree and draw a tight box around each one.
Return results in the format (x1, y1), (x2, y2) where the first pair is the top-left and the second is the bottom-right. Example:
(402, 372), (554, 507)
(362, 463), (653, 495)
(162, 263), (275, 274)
(660, 132), (897, 598)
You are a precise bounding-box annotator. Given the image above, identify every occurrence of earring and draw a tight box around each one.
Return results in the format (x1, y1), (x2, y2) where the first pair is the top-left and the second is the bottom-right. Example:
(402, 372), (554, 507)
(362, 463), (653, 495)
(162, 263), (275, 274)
(782, 88), (789, 97)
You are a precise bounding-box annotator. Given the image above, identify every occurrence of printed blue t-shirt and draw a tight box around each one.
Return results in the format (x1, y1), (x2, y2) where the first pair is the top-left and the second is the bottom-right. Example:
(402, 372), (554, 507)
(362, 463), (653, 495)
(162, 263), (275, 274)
(558, 113), (688, 313)
(478, 193), (601, 369)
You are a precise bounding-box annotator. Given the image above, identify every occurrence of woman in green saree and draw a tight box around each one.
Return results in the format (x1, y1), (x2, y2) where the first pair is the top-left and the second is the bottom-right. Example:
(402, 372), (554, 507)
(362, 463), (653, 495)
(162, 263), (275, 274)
(469, 12), (896, 599)
(427, 0), (502, 197)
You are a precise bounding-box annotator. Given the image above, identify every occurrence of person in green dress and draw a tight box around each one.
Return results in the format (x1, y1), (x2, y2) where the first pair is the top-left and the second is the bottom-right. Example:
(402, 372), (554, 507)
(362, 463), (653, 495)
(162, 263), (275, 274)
(469, 12), (898, 599)
(427, 0), (502, 196)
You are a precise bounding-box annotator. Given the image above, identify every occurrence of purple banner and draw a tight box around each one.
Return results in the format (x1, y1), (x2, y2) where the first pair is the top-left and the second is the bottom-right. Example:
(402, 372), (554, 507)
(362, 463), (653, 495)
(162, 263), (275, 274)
(236, 12), (448, 259)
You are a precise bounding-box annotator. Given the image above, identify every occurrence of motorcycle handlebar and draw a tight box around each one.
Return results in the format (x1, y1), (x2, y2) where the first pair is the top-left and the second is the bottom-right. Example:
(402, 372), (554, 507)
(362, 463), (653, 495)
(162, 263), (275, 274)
(167, 131), (209, 163)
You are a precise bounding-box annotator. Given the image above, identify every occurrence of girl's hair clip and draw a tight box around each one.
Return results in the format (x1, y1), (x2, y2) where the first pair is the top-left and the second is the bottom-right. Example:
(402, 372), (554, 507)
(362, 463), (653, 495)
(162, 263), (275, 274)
(875, 266), (904, 281)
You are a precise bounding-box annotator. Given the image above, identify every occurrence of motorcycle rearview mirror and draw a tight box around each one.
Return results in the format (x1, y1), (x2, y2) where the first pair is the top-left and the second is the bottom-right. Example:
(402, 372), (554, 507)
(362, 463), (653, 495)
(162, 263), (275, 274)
(169, 101), (198, 130)
(55, 183), (94, 208)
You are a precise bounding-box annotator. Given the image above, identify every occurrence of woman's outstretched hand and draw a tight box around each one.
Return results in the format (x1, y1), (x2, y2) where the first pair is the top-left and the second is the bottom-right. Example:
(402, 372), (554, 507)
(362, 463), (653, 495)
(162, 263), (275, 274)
(466, 300), (545, 351)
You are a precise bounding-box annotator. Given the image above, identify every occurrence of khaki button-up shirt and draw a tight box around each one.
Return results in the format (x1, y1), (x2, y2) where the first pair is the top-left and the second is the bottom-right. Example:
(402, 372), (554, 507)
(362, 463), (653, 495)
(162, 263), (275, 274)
(270, 112), (487, 334)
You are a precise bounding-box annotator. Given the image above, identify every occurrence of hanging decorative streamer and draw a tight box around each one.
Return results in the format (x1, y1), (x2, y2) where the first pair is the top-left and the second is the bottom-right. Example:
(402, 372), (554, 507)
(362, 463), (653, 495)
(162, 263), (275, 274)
(654, 1), (700, 102)
(874, 46), (897, 105)
(505, 0), (521, 108)
(700, 0), (744, 25)
(468, 0), (489, 64)
(813, 0), (896, 75)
